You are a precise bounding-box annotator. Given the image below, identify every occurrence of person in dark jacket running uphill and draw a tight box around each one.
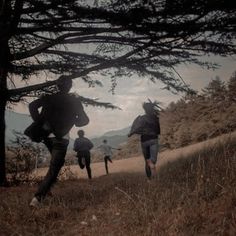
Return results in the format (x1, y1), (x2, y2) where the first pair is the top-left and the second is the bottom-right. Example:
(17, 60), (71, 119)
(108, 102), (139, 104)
(73, 130), (94, 179)
(128, 101), (160, 179)
(26, 77), (89, 207)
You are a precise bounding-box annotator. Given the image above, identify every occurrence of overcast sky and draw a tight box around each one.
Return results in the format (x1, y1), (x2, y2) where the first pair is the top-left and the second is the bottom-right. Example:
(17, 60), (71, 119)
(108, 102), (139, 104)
(13, 55), (235, 139)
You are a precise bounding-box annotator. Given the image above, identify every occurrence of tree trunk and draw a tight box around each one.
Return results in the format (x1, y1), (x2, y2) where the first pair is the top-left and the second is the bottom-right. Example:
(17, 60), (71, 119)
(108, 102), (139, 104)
(0, 38), (10, 186)
(0, 0), (17, 186)
(0, 60), (8, 186)
(0, 95), (7, 186)
(0, 47), (8, 186)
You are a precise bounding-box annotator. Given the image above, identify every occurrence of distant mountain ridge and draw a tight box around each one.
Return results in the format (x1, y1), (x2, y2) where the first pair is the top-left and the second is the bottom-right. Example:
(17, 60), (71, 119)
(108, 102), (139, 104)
(102, 127), (130, 137)
(5, 110), (32, 144)
(91, 126), (130, 148)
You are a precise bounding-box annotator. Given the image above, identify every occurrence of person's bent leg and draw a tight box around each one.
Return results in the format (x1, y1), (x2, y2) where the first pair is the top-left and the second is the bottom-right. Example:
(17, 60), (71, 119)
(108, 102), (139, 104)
(43, 138), (53, 153)
(149, 139), (159, 177)
(141, 142), (151, 178)
(77, 155), (85, 169)
(146, 158), (156, 178)
(108, 156), (113, 163)
(85, 152), (92, 179)
(104, 156), (109, 174)
(35, 138), (68, 201)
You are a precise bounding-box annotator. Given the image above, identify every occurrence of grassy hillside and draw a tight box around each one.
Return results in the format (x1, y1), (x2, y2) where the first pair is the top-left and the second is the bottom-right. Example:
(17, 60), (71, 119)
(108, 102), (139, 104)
(1, 134), (235, 235)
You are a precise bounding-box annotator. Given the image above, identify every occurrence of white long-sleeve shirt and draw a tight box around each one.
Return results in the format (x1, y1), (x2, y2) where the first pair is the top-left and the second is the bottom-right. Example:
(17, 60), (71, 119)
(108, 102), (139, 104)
(98, 144), (113, 156)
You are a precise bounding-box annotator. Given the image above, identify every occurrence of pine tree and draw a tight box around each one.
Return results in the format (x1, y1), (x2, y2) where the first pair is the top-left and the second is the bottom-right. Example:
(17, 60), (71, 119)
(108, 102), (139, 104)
(228, 71), (236, 102)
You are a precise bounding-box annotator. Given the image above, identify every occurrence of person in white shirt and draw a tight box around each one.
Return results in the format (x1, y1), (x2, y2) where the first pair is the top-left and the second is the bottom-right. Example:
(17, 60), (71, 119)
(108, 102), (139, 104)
(98, 139), (116, 174)
(128, 101), (160, 179)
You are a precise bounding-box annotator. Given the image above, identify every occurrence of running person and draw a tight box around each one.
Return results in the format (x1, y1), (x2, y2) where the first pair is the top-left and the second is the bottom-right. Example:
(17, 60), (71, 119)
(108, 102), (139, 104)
(98, 139), (119, 174)
(27, 77), (89, 207)
(73, 130), (94, 179)
(128, 101), (160, 179)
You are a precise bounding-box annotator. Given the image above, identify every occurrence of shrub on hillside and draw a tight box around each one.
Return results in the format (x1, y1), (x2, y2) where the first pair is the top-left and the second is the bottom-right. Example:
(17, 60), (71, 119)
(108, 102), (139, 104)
(6, 132), (43, 185)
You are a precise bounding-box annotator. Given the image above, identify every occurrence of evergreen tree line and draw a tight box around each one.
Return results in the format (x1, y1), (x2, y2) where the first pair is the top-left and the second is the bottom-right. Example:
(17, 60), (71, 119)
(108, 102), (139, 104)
(160, 71), (236, 149)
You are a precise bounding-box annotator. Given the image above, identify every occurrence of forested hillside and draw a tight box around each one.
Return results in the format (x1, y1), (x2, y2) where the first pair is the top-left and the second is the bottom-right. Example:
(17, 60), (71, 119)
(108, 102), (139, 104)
(160, 72), (236, 149)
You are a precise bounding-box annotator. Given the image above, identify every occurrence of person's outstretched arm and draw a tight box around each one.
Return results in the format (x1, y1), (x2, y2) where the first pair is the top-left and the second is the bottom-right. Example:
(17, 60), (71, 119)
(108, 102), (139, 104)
(29, 98), (43, 121)
(128, 115), (143, 137)
(73, 139), (79, 152)
(88, 140), (94, 150)
(127, 132), (133, 137)
(75, 100), (89, 127)
(111, 147), (121, 150)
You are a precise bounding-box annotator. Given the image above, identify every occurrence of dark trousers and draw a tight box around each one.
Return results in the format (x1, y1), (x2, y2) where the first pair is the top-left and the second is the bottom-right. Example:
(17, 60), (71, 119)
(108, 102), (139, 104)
(141, 139), (159, 178)
(35, 137), (69, 201)
(77, 151), (92, 179)
(104, 155), (112, 174)
(141, 146), (152, 178)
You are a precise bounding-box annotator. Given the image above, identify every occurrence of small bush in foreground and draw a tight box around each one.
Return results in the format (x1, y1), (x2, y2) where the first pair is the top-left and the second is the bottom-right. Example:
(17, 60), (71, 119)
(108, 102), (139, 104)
(6, 133), (43, 185)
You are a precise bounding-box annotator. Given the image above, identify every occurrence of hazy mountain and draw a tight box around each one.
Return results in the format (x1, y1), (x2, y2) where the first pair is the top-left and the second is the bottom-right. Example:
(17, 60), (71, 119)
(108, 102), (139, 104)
(5, 110), (32, 144)
(91, 127), (130, 148)
(102, 126), (130, 137)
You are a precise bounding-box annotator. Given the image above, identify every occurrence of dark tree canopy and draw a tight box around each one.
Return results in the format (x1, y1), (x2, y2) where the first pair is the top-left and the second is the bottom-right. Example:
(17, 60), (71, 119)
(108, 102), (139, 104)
(0, 0), (236, 185)
(1, 0), (235, 100)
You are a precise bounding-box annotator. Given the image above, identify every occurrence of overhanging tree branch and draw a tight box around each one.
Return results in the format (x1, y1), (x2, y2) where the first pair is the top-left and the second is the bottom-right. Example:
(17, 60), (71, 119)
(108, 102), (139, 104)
(9, 40), (153, 97)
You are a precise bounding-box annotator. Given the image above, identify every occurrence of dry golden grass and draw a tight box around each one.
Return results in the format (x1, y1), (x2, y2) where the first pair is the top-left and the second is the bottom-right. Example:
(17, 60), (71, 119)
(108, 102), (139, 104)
(33, 131), (236, 180)
(1, 134), (236, 236)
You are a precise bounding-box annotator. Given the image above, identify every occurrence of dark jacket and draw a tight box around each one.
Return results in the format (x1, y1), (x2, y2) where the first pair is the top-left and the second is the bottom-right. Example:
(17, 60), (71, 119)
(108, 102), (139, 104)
(129, 114), (160, 139)
(74, 137), (94, 152)
(29, 93), (89, 138)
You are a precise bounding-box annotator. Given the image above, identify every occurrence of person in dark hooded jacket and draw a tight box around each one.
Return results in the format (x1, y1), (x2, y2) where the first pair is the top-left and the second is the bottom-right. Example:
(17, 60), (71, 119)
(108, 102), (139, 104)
(128, 101), (160, 179)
